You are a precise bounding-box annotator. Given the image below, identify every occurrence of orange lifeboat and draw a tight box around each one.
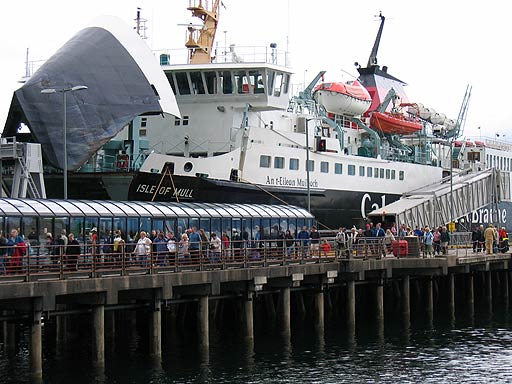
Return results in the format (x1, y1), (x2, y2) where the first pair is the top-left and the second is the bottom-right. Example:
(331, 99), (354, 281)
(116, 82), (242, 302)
(370, 111), (423, 135)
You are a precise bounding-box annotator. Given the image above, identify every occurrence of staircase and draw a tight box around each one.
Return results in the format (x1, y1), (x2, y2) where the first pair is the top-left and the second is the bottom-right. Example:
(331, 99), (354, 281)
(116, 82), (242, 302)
(0, 137), (46, 198)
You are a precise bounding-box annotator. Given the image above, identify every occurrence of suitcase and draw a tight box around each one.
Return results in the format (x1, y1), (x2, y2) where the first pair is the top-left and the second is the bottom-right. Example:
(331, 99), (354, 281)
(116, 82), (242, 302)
(392, 240), (408, 258)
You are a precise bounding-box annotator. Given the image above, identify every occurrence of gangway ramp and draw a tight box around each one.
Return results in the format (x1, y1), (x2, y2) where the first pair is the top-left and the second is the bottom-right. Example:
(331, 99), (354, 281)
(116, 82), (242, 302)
(368, 168), (510, 228)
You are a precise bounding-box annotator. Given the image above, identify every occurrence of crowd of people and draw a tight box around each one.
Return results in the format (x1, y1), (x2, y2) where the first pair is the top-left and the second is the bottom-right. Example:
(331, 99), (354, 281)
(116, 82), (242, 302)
(0, 221), (509, 275)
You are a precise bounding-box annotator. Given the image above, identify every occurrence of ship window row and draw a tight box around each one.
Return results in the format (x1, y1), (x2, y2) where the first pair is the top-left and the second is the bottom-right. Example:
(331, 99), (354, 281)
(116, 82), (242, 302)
(167, 69), (290, 97)
(486, 154), (512, 171)
(259, 155), (404, 181)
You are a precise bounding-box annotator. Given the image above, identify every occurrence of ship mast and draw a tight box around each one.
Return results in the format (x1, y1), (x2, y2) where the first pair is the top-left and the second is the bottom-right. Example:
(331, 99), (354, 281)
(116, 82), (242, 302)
(186, 0), (221, 64)
(367, 12), (385, 67)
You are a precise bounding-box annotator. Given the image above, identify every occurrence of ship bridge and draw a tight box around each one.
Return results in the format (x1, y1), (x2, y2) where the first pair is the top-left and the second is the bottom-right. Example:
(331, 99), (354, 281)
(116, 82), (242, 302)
(368, 168), (510, 229)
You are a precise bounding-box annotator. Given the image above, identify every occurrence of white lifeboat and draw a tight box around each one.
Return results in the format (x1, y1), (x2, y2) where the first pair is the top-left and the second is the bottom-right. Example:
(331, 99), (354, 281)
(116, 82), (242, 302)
(430, 112), (446, 125)
(313, 81), (372, 116)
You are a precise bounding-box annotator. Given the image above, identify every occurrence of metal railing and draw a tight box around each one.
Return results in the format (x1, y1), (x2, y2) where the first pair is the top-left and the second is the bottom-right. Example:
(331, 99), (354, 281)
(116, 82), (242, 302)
(0, 236), (508, 282)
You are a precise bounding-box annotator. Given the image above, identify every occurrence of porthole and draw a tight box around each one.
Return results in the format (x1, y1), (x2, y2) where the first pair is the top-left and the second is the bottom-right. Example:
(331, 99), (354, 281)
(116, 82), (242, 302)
(184, 162), (193, 172)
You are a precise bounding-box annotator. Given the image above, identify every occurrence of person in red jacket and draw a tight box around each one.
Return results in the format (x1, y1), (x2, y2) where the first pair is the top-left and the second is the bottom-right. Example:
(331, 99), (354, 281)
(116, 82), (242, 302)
(321, 238), (331, 257)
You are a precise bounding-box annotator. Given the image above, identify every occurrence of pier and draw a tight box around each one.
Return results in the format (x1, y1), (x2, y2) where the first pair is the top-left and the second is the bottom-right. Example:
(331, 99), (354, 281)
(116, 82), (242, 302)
(0, 245), (510, 380)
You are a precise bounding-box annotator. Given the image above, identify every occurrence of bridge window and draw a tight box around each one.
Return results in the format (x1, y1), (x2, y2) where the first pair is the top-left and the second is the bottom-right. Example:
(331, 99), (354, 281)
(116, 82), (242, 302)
(289, 158), (299, 170)
(249, 70), (265, 94)
(190, 72), (205, 94)
(321, 162), (329, 173)
(175, 72), (191, 95)
(267, 71), (275, 96)
(235, 71), (250, 94)
(204, 71), (217, 94)
(335, 163), (343, 174)
(220, 71), (233, 94)
(348, 164), (355, 175)
(274, 72), (283, 97)
(359, 166), (365, 177)
(166, 72), (177, 94)
(306, 160), (315, 172)
(260, 155), (271, 168)
(399, 171), (405, 180)
(367, 167), (372, 177)
(274, 156), (284, 169)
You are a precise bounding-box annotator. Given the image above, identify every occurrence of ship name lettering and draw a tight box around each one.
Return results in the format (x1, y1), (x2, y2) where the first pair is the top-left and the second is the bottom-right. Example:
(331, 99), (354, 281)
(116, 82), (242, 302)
(360, 193), (387, 219)
(136, 184), (156, 194)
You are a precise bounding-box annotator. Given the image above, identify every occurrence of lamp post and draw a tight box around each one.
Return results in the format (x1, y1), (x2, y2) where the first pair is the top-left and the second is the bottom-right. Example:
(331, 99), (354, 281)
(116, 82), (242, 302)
(41, 85), (88, 199)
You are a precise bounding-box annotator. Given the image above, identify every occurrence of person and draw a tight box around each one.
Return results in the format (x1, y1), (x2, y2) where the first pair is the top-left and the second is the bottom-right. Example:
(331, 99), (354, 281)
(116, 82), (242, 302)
(310, 226), (320, 257)
(478, 224), (485, 252)
(433, 227), (442, 255)
(153, 232), (168, 266)
(188, 227), (201, 262)
(500, 227), (509, 253)
(210, 232), (221, 263)
(347, 227), (358, 258)
(199, 229), (209, 260)
(7, 229), (25, 274)
(90, 227), (98, 265)
(483, 224), (495, 255)
(0, 231), (8, 275)
(166, 231), (177, 265)
(320, 238), (331, 257)
(472, 225), (481, 253)
(335, 227), (347, 258)
(66, 233), (81, 271)
(423, 227), (434, 258)
(134, 231), (152, 267)
(297, 226), (310, 258)
(285, 229), (295, 258)
(112, 230), (124, 267)
(374, 223), (385, 237)
(178, 233), (189, 262)
(383, 229), (395, 256)
(221, 232), (230, 260)
(440, 226), (450, 255)
(232, 229), (243, 261)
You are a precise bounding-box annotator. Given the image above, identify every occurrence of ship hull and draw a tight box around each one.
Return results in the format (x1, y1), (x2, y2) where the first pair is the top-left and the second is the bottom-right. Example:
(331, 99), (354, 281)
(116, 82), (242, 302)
(128, 172), (401, 229)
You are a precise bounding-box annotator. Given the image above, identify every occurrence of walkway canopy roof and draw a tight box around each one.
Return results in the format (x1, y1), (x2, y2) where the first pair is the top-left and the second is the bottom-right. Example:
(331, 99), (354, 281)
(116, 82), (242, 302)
(0, 199), (314, 220)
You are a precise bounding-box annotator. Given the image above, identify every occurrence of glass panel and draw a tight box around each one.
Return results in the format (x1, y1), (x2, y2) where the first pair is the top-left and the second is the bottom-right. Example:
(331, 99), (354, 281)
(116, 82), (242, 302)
(274, 156), (284, 169)
(73, 201), (99, 216)
(290, 158), (299, 170)
(177, 218), (188, 237)
(267, 71), (275, 96)
(175, 72), (191, 95)
(99, 218), (113, 249)
(84, 217), (99, 243)
(262, 219), (271, 240)
(139, 217), (151, 233)
(41, 201), (71, 216)
(204, 71), (217, 94)
(97, 201), (125, 216)
(335, 163), (343, 174)
(249, 70), (265, 94)
(253, 218), (261, 241)
(367, 167), (372, 177)
(9, 199), (37, 215)
(306, 160), (314, 172)
(166, 72), (176, 94)
(273, 73), (283, 96)
(70, 217), (85, 244)
(283, 73), (290, 94)
(199, 218), (210, 234)
(22, 200), (53, 216)
(189, 218), (199, 231)
(152, 219), (164, 233)
(87, 201), (113, 216)
(5, 218), (21, 238)
(211, 218), (221, 238)
(235, 70), (249, 94)
(54, 217), (69, 244)
(127, 218), (139, 242)
(21, 217), (37, 243)
(222, 218), (231, 238)
(260, 155), (271, 168)
(321, 162), (329, 173)
(190, 71), (205, 94)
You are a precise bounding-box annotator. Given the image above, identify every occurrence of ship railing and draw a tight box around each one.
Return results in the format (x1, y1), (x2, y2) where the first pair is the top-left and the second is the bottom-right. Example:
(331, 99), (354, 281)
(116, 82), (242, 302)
(153, 45), (290, 67)
(0, 237), (504, 281)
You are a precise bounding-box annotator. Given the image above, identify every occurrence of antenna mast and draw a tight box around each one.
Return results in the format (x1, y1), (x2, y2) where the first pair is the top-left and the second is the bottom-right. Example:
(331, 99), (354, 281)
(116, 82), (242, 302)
(367, 12), (385, 67)
(185, 0), (221, 64)
(134, 7), (148, 39)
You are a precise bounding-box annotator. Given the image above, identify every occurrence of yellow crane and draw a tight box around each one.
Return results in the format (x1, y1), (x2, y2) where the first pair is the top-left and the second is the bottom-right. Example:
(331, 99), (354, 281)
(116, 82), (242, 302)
(185, 0), (221, 64)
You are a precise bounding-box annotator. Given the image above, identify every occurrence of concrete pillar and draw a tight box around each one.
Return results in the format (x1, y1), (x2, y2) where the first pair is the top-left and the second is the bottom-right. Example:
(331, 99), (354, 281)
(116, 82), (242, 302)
(346, 280), (356, 328)
(313, 289), (324, 331)
(426, 278), (434, 325)
(242, 293), (254, 340)
(486, 270), (493, 303)
(30, 298), (43, 379)
(92, 304), (105, 367)
(448, 274), (456, 320)
(503, 271), (509, 304)
(467, 273), (474, 316)
(402, 276), (410, 326)
(150, 292), (162, 358)
(278, 287), (291, 337)
(197, 295), (209, 349)
(376, 283), (384, 323)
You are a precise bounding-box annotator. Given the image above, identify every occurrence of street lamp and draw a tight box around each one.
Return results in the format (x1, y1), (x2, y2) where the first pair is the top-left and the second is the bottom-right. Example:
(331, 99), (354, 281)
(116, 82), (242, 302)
(41, 85), (88, 199)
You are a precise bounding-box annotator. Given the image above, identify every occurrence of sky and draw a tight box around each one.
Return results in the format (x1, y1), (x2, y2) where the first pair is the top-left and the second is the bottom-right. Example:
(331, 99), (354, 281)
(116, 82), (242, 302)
(0, 0), (509, 140)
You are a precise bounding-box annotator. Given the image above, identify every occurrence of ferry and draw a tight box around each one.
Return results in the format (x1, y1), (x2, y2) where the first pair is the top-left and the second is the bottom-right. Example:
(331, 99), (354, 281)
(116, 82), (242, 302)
(3, 3), (512, 230)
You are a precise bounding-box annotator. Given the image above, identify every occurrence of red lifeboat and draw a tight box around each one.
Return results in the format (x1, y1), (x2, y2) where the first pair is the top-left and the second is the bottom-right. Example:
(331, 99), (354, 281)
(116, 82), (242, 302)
(370, 111), (423, 135)
(314, 81), (372, 116)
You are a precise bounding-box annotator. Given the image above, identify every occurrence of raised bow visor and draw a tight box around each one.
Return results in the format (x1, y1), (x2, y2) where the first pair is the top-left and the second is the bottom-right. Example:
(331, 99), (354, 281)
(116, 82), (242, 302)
(3, 16), (180, 171)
